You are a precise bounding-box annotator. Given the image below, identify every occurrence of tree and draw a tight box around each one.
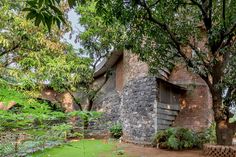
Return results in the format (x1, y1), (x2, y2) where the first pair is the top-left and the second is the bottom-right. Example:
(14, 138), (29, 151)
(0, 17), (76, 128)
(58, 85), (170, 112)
(94, 0), (236, 145)
(0, 0), (93, 111)
(22, 0), (81, 31)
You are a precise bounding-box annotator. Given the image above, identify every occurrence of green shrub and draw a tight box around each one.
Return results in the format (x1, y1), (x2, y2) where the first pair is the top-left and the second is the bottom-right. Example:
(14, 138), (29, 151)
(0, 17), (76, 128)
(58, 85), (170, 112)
(109, 123), (122, 139)
(153, 127), (199, 150)
(153, 126), (216, 150)
(197, 122), (216, 147)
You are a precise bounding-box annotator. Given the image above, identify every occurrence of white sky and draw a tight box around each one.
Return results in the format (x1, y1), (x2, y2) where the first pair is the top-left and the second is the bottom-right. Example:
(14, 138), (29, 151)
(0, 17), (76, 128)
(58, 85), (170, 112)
(62, 9), (84, 50)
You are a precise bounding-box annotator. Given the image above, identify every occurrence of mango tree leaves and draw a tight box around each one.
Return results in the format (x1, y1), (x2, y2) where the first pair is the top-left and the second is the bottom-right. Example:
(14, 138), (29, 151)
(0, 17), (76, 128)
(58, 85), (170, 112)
(23, 0), (86, 31)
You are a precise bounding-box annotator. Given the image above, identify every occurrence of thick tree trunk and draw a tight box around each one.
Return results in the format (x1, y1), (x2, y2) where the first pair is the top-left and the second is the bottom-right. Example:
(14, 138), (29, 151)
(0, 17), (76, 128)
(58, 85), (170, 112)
(211, 87), (236, 145)
(216, 120), (235, 145)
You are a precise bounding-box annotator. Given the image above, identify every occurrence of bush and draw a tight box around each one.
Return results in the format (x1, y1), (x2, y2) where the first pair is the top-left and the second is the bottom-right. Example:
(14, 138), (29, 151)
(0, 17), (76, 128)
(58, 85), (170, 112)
(109, 123), (122, 139)
(153, 126), (217, 150)
(152, 127), (199, 150)
(197, 122), (216, 147)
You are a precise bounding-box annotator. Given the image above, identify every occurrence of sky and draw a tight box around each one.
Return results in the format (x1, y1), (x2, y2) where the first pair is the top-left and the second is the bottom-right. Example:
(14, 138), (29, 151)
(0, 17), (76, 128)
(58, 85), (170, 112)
(61, 9), (84, 50)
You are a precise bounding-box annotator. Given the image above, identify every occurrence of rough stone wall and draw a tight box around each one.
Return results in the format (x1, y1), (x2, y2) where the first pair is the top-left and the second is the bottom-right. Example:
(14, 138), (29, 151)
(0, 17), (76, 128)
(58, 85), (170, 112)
(169, 65), (213, 131)
(121, 76), (157, 144)
(92, 68), (121, 132)
(93, 90), (121, 125)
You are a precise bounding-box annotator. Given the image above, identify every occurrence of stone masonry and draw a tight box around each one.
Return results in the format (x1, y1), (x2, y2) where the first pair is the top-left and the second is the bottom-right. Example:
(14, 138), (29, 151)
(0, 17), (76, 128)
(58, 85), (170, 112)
(121, 76), (157, 144)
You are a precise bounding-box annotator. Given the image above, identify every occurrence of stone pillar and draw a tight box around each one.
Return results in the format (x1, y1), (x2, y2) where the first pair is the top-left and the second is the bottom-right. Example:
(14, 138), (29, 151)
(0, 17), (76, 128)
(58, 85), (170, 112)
(121, 76), (157, 144)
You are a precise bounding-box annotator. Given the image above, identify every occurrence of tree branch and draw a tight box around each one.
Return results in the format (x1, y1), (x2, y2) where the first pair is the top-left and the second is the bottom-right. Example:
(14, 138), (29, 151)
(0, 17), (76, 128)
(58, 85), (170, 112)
(224, 21), (236, 38)
(67, 89), (83, 111)
(188, 41), (210, 71)
(190, 0), (207, 17)
(149, 0), (161, 8)
(222, 0), (226, 30)
(140, 1), (195, 70)
(0, 43), (20, 57)
(190, 0), (212, 31)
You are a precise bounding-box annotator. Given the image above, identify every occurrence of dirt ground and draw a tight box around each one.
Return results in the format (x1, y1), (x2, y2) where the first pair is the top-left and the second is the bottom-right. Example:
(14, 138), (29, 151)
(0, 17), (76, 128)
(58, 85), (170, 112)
(117, 142), (205, 157)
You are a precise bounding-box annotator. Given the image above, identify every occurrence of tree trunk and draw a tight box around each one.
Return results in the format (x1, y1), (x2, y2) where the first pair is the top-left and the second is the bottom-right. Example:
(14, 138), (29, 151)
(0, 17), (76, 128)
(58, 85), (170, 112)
(87, 99), (93, 111)
(216, 120), (235, 145)
(211, 87), (236, 145)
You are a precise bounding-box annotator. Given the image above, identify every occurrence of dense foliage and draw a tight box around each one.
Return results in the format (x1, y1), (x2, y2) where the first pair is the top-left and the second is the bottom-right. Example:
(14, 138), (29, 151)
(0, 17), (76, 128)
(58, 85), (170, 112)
(153, 128), (199, 150)
(0, 87), (102, 156)
(0, 1), (101, 156)
(0, 87), (70, 156)
(153, 126), (216, 150)
(0, 1), (93, 92)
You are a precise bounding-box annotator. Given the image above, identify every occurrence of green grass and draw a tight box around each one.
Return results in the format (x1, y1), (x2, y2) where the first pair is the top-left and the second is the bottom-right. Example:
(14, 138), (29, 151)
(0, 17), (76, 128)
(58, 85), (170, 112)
(32, 139), (126, 157)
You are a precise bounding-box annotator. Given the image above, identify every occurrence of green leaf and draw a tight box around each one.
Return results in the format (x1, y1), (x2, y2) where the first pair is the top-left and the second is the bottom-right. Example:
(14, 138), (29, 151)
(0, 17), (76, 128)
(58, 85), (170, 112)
(26, 10), (37, 20)
(68, 0), (77, 8)
(50, 5), (63, 15)
(44, 15), (53, 32)
(38, 0), (45, 9)
(34, 14), (42, 26)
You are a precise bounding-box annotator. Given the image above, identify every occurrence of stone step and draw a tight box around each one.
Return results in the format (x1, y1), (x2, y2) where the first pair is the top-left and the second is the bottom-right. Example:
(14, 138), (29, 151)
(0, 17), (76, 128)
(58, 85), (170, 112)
(157, 102), (180, 111)
(157, 108), (178, 116)
(157, 119), (173, 125)
(156, 114), (176, 121)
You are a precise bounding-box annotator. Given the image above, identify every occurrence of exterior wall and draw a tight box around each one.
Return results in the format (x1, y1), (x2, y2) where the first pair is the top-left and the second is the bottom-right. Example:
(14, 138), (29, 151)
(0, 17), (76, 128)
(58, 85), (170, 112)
(169, 65), (213, 131)
(116, 56), (124, 92)
(121, 76), (157, 144)
(92, 67), (121, 133)
(123, 50), (149, 84)
(93, 68), (116, 104)
(41, 88), (78, 112)
(93, 90), (121, 127)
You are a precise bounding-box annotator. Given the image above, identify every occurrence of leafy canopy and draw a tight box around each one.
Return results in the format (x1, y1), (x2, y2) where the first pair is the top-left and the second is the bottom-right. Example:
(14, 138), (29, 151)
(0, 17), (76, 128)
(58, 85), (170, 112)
(0, 1), (93, 92)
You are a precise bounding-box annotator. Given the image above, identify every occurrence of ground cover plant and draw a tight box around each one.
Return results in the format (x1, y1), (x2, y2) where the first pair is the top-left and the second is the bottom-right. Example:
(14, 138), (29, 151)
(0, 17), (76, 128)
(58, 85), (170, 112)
(32, 139), (126, 157)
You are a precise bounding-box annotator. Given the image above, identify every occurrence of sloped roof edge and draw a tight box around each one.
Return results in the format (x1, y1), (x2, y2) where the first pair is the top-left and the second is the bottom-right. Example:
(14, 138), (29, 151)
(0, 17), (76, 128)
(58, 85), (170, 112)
(94, 50), (123, 78)
(156, 78), (187, 91)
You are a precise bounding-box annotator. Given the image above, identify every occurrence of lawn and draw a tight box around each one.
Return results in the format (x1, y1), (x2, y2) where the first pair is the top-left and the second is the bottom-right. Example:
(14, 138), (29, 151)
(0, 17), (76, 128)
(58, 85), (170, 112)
(32, 139), (125, 157)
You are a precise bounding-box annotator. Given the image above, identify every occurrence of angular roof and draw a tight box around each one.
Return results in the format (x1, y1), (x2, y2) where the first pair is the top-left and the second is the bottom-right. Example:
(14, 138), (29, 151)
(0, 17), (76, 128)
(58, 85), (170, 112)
(94, 51), (123, 78)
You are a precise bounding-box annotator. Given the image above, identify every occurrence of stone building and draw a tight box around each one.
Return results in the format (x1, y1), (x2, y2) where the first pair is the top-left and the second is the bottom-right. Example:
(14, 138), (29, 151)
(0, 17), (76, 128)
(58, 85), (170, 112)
(92, 50), (213, 145)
